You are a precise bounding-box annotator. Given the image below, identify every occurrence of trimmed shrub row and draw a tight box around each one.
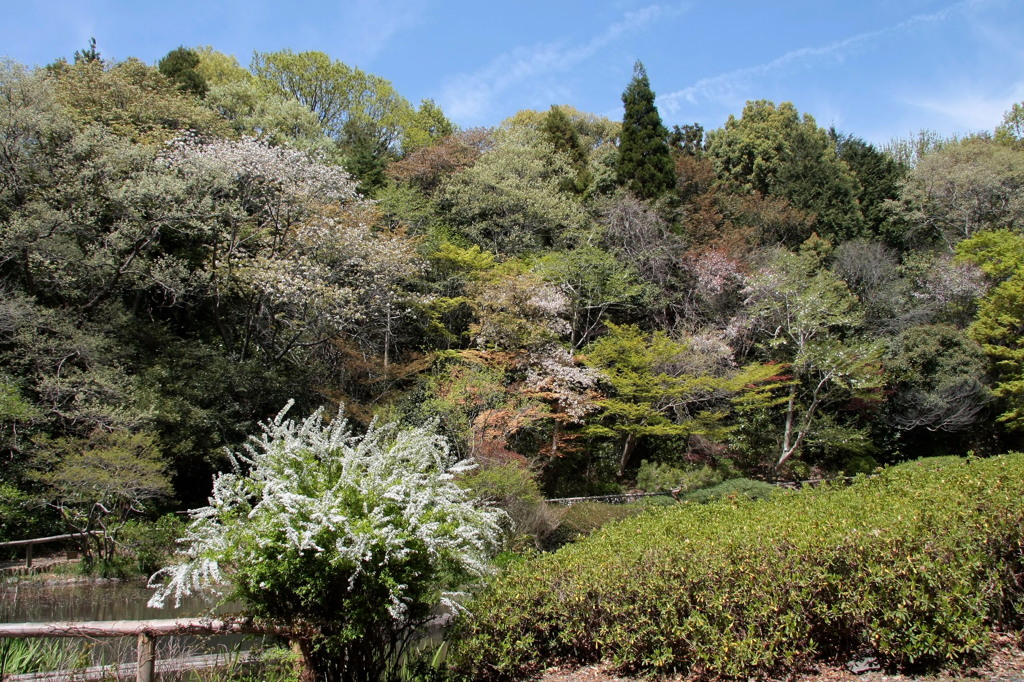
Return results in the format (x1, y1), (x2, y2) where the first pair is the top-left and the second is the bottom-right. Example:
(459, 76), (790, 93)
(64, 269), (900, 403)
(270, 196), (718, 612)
(450, 455), (1024, 680)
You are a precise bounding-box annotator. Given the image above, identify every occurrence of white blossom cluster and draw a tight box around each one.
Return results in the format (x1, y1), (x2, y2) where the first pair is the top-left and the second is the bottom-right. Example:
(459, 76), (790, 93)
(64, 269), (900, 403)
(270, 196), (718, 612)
(241, 211), (422, 332)
(161, 135), (424, 356)
(162, 135), (358, 210)
(524, 346), (600, 422)
(148, 402), (503, 618)
(683, 249), (743, 297)
(912, 255), (987, 307)
(470, 275), (571, 349)
(529, 285), (572, 336)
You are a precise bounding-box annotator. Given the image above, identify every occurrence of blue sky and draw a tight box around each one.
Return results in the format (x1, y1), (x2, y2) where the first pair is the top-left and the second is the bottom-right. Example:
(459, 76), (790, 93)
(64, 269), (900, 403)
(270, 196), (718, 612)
(4, 0), (1023, 146)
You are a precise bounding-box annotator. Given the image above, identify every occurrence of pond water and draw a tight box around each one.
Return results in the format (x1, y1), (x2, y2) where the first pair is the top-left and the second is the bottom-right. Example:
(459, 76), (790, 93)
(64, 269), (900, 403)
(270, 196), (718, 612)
(0, 579), (230, 623)
(0, 579), (271, 669)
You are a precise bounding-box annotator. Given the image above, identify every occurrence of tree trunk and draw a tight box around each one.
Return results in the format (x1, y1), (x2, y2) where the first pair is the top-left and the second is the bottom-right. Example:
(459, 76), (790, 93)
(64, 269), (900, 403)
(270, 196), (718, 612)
(617, 433), (637, 478)
(291, 637), (316, 682)
(778, 384), (798, 468)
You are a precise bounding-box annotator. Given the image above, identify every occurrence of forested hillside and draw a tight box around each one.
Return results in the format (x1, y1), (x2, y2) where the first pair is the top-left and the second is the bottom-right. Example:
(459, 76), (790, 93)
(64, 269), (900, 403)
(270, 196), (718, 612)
(2, 44), (1023, 539)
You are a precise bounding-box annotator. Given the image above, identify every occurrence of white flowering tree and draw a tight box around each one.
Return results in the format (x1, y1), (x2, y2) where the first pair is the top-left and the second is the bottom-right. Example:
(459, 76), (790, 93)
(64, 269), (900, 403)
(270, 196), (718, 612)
(163, 135), (423, 371)
(148, 402), (502, 682)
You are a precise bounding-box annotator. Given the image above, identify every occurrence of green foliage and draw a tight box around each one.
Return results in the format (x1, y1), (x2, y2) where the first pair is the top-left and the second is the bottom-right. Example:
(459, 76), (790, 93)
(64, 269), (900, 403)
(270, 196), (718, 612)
(834, 132), (908, 247)
(440, 125), (586, 254)
(134, 329), (311, 507)
(675, 477), (778, 504)
(233, 645), (302, 682)
(402, 99), (455, 155)
(118, 513), (188, 576)
(895, 138), (1024, 251)
(706, 100), (865, 243)
(73, 38), (101, 65)
(0, 638), (90, 677)
(459, 463), (558, 547)
(33, 429), (173, 566)
(996, 101), (1024, 148)
(193, 46), (250, 86)
(541, 105), (592, 194)
(3, 41), (1023, 580)
(157, 46), (208, 98)
(51, 57), (228, 142)
(955, 228), (1024, 281)
(458, 462), (542, 505)
(616, 62), (674, 200)
(881, 323), (990, 448)
(958, 230), (1024, 430)
(635, 460), (723, 493)
(150, 404), (502, 682)
(410, 355), (524, 457)
(739, 247), (882, 469)
(533, 245), (651, 349)
(451, 454), (1024, 679)
(205, 78), (330, 151)
(583, 324), (786, 476)
(0, 481), (55, 545)
(542, 501), (641, 550)
(251, 49), (415, 157)
(0, 377), (39, 469)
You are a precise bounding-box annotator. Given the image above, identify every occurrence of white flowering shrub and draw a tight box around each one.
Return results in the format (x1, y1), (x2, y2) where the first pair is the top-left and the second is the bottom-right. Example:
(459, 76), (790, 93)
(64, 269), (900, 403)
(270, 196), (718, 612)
(149, 401), (503, 681)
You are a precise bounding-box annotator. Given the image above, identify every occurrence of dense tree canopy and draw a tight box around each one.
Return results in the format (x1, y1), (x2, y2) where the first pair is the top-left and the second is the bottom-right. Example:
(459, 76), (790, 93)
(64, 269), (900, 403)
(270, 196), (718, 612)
(706, 100), (865, 243)
(1, 44), (1023, 550)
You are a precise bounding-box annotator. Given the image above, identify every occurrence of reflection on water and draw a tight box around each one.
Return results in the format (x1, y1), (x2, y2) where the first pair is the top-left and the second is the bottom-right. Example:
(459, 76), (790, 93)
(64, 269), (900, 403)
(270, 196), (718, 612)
(0, 579), (232, 623)
(0, 580), (267, 668)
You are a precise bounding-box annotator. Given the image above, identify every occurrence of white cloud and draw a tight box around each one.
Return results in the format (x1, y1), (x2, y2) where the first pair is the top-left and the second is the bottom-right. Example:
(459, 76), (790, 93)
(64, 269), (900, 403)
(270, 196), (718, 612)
(905, 83), (1024, 132)
(440, 4), (684, 123)
(660, 0), (990, 116)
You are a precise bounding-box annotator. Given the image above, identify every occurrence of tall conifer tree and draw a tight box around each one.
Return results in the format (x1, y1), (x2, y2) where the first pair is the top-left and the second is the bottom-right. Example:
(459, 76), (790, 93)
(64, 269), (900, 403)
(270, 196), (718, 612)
(617, 61), (675, 200)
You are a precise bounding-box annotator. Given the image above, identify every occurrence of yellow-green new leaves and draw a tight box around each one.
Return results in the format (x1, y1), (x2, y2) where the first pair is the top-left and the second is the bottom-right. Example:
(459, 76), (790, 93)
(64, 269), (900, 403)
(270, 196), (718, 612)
(534, 245), (652, 349)
(582, 323), (788, 476)
(51, 57), (229, 144)
(36, 430), (172, 565)
(250, 49), (416, 154)
(957, 229), (1024, 429)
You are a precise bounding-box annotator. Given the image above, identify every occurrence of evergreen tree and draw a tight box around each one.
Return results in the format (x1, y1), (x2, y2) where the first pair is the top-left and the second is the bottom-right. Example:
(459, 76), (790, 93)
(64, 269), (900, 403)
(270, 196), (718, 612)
(74, 38), (101, 65)
(542, 105), (592, 194)
(617, 61), (675, 200)
(158, 46), (208, 98)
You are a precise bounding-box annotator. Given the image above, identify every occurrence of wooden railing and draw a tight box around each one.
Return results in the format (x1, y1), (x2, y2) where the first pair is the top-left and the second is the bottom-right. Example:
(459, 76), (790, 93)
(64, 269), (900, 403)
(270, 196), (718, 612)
(0, 618), (284, 682)
(0, 532), (102, 569)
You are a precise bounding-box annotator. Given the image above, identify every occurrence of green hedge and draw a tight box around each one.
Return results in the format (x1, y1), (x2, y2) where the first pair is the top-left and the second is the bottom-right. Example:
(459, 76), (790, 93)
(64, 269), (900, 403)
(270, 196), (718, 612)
(450, 455), (1024, 680)
(676, 477), (778, 504)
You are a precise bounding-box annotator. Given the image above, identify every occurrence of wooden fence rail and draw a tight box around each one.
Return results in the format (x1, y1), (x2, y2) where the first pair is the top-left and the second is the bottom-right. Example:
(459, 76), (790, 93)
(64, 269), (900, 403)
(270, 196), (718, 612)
(0, 618), (284, 682)
(0, 533), (103, 570)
